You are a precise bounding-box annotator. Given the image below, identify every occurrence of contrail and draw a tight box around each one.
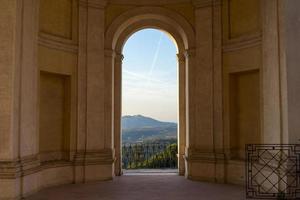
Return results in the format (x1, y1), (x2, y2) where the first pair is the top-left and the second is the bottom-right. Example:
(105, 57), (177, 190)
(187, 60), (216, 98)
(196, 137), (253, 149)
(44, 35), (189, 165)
(145, 32), (164, 89)
(123, 69), (165, 84)
(123, 69), (175, 93)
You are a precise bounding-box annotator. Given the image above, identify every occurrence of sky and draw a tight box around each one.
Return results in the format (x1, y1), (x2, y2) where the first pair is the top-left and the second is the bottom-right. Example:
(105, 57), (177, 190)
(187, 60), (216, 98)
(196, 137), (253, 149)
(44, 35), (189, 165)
(122, 29), (178, 123)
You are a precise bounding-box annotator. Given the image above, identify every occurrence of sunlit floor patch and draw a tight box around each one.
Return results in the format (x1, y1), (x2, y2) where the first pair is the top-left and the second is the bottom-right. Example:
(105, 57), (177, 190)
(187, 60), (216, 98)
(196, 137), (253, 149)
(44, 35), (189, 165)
(123, 169), (178, 175)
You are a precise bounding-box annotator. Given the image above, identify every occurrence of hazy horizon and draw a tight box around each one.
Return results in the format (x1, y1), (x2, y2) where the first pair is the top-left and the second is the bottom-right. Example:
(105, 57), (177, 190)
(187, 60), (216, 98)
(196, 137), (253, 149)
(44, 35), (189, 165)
(122, 29), (178, 123)
(121, 114), (177, 124)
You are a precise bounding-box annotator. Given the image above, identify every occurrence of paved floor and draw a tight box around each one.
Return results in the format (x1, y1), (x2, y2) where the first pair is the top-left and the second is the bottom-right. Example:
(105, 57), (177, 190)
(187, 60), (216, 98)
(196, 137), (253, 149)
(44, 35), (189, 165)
(26, 175), (245, 200)
(123, 169), (178, 175)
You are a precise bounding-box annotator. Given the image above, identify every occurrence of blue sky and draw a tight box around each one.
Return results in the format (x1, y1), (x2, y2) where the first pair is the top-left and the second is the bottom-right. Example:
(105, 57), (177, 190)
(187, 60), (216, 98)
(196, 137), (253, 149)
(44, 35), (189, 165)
(122, 29), (178, 123)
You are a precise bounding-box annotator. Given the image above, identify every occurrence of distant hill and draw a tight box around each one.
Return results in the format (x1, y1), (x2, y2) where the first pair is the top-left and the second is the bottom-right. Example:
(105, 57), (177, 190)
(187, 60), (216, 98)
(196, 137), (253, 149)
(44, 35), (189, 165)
(122, 115), (176, 129)
(122, 115), (177, 143)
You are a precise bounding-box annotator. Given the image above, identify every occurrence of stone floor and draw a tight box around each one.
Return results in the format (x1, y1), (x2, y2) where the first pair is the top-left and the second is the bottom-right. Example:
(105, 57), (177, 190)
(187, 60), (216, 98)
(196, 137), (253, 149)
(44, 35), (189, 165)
(26, 175), (245, 200)
(123, 168), (178, 175)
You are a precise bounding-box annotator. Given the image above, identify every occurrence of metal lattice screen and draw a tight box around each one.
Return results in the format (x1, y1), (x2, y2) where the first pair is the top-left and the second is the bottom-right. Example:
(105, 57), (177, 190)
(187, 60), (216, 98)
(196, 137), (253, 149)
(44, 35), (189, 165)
(246, 144), (300, 199)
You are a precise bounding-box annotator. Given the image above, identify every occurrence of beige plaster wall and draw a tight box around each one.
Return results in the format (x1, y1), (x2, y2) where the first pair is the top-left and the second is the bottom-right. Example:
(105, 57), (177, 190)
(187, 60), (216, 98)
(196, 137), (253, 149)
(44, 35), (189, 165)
(105, 2), (194, 29)
(0, 0), (19, 160)
(38, 0), (77, 162)
(229, 70), (260, 159)
(163, 3), (194, 26)
(227, 0), (261, 38)
(105, 4), (135, 28)
(39, 0), (78, 41)
(38, 46), (77, 75)
(39, 72), (71, 162)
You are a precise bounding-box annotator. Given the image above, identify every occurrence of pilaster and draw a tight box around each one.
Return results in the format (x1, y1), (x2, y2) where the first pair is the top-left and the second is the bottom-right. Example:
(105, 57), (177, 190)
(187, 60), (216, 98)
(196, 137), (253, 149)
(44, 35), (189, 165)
(85, 0), (106, 151)
(0, 0), (40, 199)
(177, 53), (186, 176)
(185, 0), (224, 182)
(113, 52), (124, 176)
(277, 0), (300, 144)
(261, 0), (282, 144)
(76, 0), (88, 184)
(80, 0), (114, 182)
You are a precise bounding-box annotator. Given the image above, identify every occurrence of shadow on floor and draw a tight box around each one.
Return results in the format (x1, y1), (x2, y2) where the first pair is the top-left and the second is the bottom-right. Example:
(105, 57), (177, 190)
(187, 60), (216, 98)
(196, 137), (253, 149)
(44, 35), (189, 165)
(26, 175), (245, 200)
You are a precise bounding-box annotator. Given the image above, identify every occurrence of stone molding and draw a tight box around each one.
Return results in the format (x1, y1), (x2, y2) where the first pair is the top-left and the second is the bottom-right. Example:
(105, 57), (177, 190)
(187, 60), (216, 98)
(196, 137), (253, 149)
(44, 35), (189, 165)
(38, 33), (78, 53)
(73, 149), (115, 166)
(184, 48), (196, 59)
(105, 6), (196, 50)
(192, 0), (221, 9)
(177, 53), (186, 62)
(79, 0), (108, 9)
(115, 53), (124, 62)
(184, 148), (226, 163)
(223, 33), (262, 53)
(0, 160), (21, 179)
(104, 49), (124, 62)
(109, 0), (190, 5)
(104, 49), (116, 58)
(0, 149), (115, 179)
(0, 155), (40, 179)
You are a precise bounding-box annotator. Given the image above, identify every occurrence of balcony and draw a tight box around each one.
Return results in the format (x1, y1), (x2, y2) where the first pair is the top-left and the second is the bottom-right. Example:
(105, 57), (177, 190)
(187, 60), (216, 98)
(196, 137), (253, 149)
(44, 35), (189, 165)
(122, 142), (178, 170)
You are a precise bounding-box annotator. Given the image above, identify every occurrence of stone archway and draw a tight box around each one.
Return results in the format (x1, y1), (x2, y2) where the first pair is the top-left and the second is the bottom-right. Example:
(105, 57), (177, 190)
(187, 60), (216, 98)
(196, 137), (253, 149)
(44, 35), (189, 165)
(105, 6), (195, 176)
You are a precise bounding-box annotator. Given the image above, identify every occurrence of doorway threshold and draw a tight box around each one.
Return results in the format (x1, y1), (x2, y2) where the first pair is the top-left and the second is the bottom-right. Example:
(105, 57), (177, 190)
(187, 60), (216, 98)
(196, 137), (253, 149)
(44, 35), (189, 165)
(123, 169), (178, 176)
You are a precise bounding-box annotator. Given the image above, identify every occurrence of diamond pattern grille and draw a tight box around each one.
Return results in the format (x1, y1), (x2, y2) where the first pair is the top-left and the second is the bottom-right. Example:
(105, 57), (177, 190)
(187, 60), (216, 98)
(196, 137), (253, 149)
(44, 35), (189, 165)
(246, 144), (300, 199)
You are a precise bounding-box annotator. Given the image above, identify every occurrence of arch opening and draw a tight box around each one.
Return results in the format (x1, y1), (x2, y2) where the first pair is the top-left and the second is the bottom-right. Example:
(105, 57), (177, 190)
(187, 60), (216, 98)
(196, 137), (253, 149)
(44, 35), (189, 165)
(106, 7), (195, 176)
(120, 28), (179, 54)
(121, 28), (179, 173)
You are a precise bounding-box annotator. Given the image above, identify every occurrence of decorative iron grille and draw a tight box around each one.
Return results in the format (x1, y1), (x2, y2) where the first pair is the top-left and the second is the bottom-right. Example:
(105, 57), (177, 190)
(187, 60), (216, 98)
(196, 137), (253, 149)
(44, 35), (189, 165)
(122, 142), (178, 169)
(246, 144), (300, 199)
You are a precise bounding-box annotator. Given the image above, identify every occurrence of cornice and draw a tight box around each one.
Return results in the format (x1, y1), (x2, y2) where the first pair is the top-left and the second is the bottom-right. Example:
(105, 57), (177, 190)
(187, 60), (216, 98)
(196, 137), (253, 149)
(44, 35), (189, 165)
(223, 33), (262, 53)
(38, 33), (78, 54)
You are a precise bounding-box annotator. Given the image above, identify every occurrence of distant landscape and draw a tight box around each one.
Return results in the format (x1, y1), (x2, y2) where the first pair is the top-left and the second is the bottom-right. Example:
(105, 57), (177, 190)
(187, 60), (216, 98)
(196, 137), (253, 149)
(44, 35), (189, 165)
(121, 115), (178, 144)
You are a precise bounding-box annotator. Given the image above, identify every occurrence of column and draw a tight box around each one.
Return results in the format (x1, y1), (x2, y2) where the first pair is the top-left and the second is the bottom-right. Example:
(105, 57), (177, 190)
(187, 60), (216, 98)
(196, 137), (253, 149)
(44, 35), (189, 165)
(75, 0), (88, 183)
(260, 0), (300, 192)
(86, 0), (106, 151)
(0, 2), (21, 198)
(19, 0), (40, 196)
(83, 0), (114, 181)
(278, 0), (300, 145)
(211, 0), (225, 182)
(279, 1), (300, 191)
(0, 0), (40, 198)
(177, 53), (186, 176)
(185, 0), (223, 182)
(261, 0), (282, 143)
(113, 52), (123, 176)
